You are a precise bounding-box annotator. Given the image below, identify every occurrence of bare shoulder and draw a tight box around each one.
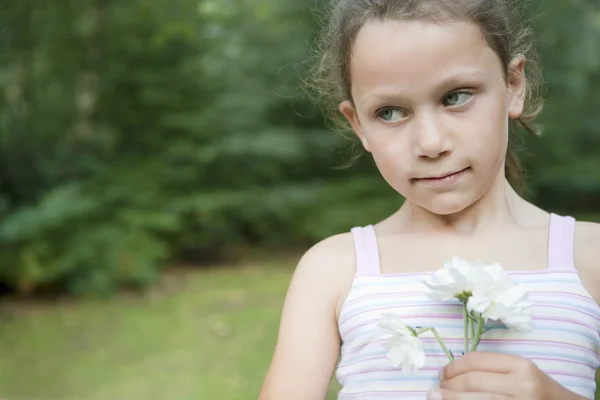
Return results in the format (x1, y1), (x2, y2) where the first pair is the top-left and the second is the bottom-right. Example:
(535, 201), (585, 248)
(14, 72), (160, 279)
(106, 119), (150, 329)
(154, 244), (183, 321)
(298, 231), (356, 273)
(293, 232), (356, 307)
(574, 220), (600, 303)
(574, 220), (600, 268)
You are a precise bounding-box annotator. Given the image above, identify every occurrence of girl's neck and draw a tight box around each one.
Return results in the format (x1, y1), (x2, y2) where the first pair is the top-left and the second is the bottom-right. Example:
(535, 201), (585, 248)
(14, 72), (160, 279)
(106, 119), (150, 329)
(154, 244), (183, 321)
(392, 175), (545, 236)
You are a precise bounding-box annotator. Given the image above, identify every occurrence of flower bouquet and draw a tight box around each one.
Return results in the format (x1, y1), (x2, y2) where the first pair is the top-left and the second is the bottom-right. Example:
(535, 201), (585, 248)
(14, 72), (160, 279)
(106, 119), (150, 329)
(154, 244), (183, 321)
(378, 257), (533, 373)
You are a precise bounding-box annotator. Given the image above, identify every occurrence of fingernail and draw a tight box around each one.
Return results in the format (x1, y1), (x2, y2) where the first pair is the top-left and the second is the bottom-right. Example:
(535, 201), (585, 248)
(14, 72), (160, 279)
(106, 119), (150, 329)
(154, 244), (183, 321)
(427, 390), (443, 400)
(438, 368), (445, 381)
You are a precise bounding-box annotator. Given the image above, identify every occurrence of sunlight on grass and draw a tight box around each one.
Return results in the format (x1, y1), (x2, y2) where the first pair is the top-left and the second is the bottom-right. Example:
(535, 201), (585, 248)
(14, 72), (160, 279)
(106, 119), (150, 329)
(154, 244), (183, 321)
(0, 256), (339, 400)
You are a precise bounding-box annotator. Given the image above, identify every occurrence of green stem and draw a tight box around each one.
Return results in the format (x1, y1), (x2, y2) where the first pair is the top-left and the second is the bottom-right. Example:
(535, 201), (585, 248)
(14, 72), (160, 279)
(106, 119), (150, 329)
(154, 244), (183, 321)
(415, 327), (455, 362)
(470, 314), (475, 340)
(470, 315), (485, 351)
(463, 304), (469, 354)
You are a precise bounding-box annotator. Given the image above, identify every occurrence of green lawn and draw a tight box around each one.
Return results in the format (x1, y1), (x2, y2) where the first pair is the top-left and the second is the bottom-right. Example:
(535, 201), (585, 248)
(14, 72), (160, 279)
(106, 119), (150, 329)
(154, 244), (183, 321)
(0, 256), (339, 400)
(0, 255), (597, 399)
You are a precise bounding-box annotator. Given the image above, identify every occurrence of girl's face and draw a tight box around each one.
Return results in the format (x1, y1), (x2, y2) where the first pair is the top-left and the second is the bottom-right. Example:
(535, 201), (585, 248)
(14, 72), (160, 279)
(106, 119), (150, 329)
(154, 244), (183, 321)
(340, 19), (526, 215)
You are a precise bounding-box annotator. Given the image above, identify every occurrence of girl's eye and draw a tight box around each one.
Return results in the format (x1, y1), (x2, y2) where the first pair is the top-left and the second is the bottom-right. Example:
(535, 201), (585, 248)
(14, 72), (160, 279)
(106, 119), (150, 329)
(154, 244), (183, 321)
(376, 108), (406, 122)
(443, 91), (472, 107)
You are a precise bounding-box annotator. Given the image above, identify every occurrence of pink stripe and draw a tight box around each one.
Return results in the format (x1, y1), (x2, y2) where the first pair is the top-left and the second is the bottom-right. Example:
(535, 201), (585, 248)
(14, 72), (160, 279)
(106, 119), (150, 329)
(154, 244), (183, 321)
(340, 310), (597, 338)
(343, 290), (595, 310)
(341, 313), (598, 337)
(346, 337), (596, 353)
(344, 341), (372, 353)
(340, 303), (459, 326)
(339, 355), (388, 368)
(339, 353), (451, 369)
(419, 337), (595, 352)
(529, 356), (598, 369)
(342, 314), (463, 336)
(341, 302), (600, 328)
(344, 340), (449, 354)
(532, 316), (597, 331)
(342, 292), (425, 309)
(543, 370), (593, 379)
(339, 354), (596, 371)
(353, 270), (580, 279)
(508, 269), (577, 275)
(535, 291), (597, 304)
(535, 305), (600, 323)
(341, 391), (429, 396)
(345, 289), (595, 307)
(340, 290), (598, 324)
(339, 366), (440, 378)
(339, 367), (591, 381)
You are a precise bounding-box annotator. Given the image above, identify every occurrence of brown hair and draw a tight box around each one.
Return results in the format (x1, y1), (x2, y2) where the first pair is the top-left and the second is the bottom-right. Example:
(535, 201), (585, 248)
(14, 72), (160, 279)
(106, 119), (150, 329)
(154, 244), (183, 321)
(308, 0), (544, 192)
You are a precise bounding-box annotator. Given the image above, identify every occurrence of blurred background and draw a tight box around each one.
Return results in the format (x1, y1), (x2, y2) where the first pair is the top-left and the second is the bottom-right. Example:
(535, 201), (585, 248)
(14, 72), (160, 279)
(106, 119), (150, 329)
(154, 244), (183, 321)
(0, 0), (598, 399)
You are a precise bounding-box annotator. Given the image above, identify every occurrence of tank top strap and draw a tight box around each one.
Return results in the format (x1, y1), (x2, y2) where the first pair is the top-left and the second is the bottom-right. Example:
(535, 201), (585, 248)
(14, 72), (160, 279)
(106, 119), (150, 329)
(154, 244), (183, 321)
(547, 213), (576, 270)
(350, 225), (382, 277)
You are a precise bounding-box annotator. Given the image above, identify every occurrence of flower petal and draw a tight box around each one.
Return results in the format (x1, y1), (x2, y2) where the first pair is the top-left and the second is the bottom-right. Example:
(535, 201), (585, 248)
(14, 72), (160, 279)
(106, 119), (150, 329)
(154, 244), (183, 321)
(377, 313), (426, 373)
(467, 295), (491, 314)
(386, 345), (408, 368)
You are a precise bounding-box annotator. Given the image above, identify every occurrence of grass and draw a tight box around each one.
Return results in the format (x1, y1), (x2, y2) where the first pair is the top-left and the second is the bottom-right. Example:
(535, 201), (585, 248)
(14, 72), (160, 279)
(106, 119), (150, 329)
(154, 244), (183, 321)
(0, 255), (339, 400)
(0, 253), (598, 400)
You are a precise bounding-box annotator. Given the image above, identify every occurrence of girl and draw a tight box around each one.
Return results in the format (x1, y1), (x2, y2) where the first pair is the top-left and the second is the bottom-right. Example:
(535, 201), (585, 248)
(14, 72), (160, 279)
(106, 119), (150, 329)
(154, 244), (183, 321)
(259, 0), (600, 399)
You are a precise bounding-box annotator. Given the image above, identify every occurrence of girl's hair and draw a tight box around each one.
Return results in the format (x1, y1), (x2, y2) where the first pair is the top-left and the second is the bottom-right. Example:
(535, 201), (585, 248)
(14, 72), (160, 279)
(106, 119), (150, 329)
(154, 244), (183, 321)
(309, 0), (544, 192)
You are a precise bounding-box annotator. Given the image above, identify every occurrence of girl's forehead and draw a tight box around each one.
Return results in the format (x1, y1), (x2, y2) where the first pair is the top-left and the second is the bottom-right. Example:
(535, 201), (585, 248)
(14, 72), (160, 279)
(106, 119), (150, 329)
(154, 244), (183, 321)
(349, 19), (501, 98)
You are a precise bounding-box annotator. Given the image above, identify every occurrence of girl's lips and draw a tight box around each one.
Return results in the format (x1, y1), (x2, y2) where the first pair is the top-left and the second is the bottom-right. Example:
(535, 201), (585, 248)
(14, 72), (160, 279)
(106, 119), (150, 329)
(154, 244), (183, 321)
(414, 168), (469, 186)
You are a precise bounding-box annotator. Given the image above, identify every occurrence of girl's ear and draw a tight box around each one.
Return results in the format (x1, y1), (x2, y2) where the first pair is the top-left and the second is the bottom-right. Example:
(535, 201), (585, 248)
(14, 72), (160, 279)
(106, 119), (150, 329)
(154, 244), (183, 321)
(339, 100), (371, 152)
(507, 56), (527, 119)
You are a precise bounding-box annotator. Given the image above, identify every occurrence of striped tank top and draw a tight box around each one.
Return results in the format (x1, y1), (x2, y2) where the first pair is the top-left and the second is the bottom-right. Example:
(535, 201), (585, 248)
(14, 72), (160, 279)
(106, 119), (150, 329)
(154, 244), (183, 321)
(336, 214), (600, 399)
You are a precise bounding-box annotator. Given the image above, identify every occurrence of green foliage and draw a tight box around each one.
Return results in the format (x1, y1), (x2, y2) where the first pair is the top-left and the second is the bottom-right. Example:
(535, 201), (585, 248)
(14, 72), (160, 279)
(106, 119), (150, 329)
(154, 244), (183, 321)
(521, 0), (600, 210)
(0, 182), (172, 294)
(0, 0), (598, 295)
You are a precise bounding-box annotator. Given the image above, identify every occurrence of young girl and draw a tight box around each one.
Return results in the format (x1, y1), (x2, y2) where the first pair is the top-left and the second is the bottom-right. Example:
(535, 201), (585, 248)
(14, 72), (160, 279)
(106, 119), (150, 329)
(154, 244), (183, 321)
(260, 0), (600, 399)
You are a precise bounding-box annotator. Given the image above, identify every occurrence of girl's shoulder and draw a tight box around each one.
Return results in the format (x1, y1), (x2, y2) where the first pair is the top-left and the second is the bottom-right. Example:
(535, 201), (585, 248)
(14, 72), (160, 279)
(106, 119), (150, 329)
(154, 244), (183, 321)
(293, 231), (358, 310)
(301, 231), (356, 262)
(574, 219), (600, 263)
(574, 220), (600, 304)
(297, 231), (356, 277)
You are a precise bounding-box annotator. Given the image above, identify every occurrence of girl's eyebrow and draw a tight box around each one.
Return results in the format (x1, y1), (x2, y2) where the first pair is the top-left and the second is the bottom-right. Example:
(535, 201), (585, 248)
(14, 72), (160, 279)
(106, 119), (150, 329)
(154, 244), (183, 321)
(359, 92), (411, 107)
(437, 70), (487, 89)
(358, 70), (487, 107)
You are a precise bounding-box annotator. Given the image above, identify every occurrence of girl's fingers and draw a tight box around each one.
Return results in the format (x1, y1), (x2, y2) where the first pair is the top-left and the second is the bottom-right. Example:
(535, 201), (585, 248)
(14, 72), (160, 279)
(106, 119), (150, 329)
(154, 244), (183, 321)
(439, 371), (513, 396)
(441, 351), (527, 381)
(428, 389), (509, 400)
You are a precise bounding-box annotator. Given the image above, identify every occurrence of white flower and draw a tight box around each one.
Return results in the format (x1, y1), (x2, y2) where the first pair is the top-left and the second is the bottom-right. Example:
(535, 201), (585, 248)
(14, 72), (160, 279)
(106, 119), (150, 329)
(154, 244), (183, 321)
(463, 263), (533, 331)
(377, 313), (426, 374)
(424, 257), (534, 332)
(467, 262), (515, 313)
(481, 285), (533, 331)
(423, 256), (484, 301)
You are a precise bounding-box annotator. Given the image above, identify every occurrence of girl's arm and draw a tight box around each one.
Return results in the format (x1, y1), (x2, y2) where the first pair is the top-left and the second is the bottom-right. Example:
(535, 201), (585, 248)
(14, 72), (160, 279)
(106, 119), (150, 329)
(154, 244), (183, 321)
(259, 234), (355, 400)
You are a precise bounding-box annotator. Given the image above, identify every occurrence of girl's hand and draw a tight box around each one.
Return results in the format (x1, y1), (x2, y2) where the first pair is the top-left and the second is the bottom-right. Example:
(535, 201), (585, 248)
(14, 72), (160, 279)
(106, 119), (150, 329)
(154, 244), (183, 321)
(427, 352), (587, 400)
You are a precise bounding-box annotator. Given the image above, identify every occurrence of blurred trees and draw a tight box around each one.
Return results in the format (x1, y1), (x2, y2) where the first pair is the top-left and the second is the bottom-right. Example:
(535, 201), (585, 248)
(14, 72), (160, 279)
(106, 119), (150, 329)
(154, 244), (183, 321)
(0, 0), (598, 295)
(523, 0), (600, 212)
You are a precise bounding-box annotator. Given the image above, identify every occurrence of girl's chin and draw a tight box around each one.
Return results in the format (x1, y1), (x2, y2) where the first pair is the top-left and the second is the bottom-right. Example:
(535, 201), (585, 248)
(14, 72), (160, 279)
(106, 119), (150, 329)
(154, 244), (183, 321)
(410, 192), (479, 216)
